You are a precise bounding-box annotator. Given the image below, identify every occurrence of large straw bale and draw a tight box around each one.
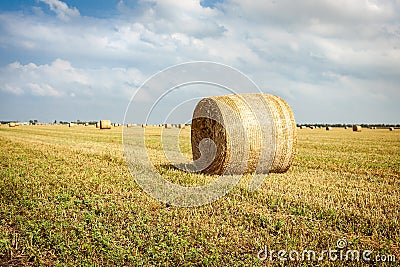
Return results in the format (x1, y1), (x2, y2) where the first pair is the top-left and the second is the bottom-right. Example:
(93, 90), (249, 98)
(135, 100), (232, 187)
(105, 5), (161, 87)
(353, 125), (362, 132)
(100, 120), (111, 129)
(191, 93), (296, 175)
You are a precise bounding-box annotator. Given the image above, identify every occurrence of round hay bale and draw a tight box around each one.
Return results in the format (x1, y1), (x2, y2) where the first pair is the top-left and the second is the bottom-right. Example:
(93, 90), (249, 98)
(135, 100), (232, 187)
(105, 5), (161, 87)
(9, 122), (16, 127)
(178, 124), (185, 129)
(100, 120), (111, 129)
(389, 127), (394, 131)
(85, 123), (89, 126)
(141, 124), (146, 128)
(68, 123), (75, 127)
(326, 126), (332, 131)
(353, 125), (362, 132)
(96, 122), (100, 128)
(191, 93), (296, 175)
(164, 124), (172, 129)
(299, 126), (306, 129)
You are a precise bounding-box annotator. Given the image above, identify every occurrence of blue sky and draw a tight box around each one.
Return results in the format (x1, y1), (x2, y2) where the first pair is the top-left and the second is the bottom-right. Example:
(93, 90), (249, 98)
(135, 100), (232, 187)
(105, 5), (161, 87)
(0, 0), (399, 124)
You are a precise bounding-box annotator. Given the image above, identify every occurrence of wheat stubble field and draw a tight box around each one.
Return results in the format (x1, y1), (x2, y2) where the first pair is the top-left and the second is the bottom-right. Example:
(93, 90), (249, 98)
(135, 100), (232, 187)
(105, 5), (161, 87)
(0, 125), (399, 266)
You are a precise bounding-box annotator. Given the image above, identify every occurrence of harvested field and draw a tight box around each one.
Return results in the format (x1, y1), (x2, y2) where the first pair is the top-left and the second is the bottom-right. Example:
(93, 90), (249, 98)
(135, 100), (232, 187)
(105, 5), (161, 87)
(0, 125), (399, 266)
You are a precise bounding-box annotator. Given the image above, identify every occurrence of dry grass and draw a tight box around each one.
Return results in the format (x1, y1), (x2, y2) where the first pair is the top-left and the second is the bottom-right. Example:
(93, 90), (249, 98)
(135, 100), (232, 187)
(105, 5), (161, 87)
(0, 125), (399, 266)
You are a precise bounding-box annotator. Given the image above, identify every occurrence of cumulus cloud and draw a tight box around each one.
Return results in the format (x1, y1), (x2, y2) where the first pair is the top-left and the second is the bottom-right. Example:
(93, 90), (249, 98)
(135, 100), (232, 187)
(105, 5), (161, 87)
(39, 0), (80, 21)
(0, 59), (144, 98)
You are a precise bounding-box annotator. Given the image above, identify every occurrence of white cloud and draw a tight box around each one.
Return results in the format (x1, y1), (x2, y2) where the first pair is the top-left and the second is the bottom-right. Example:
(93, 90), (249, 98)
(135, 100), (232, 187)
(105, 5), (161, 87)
(0, 59), (144, 98)
(39, 0), (80, 21)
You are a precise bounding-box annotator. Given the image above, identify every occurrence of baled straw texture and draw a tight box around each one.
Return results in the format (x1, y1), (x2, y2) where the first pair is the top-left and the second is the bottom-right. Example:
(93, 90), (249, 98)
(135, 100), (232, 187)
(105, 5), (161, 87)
(389, 127), (394, 131)
(191, 93), (296, 175)
(353, 125), (362, 132)
(100, 120), (111, 129)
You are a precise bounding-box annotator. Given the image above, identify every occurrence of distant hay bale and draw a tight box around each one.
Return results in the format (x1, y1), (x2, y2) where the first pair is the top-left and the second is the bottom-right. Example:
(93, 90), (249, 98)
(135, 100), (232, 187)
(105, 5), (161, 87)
(389, 127), (394, 131)
(100, 120), (111, 129)
(353, 125), (362, 132)
(164, 124), (172, 129)
(68, 123), (75, 127)
(85, 123), (89, 126)
(344, 126), (348, 129)
(326, 126), (332, 131)
(141, 124), (147, 128)
(191, 93), (296, 175)
(300, 126), (306, 129)
(9, 122), (16, 127)
(96, 122), (100, 128)
(178, 124), (185, 129)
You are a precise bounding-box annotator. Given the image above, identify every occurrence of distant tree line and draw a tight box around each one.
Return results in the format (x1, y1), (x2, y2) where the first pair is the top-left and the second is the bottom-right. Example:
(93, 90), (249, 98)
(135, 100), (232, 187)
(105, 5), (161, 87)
(58, 120), (98, 125)
(1, 120), (399, 128)
(297, 123), (400, 128)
